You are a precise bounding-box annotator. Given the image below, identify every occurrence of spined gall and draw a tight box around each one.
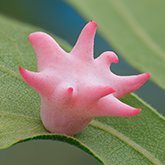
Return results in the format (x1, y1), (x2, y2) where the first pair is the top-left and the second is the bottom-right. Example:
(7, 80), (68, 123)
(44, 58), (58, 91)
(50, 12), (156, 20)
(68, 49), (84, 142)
(19, 21), (151, 135)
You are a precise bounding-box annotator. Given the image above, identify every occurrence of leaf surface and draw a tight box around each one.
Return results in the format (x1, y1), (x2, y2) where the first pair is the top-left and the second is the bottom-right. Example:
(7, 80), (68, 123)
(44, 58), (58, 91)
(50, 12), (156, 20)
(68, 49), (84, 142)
(0, 15), (165, 165)
(66, 0), (165, 90)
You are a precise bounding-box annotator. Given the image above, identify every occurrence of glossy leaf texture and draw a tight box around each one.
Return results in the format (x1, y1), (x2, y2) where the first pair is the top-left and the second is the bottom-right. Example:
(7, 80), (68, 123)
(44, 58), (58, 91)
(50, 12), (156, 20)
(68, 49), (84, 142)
(66, 0), (165, 90)
(0, 15), (165, 165)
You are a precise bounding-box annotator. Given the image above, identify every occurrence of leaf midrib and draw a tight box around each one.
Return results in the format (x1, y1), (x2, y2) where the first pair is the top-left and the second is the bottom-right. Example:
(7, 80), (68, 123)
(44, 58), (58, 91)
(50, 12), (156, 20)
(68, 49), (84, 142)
(0, 111), (40, 121)
(90, 120), (162, 165)
(0, 125), (42, 137)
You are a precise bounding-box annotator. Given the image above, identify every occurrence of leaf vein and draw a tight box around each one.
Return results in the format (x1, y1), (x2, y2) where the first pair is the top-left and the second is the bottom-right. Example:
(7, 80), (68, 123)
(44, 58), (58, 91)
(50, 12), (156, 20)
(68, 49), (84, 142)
(0, 65), (25, 83)
(90, 120), (162, 165)
(107, 0), (165, 61)
(12, 42), (24, 66)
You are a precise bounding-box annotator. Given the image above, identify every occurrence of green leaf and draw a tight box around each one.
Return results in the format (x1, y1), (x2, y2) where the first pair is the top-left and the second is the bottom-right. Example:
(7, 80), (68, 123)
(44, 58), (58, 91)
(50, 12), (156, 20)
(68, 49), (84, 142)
(66, 0), (165, 90)
(0, 14), (165, 165)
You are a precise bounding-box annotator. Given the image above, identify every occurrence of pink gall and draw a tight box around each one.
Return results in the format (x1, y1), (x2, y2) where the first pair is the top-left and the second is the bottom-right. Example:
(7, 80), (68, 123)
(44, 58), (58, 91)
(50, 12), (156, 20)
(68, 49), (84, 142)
(19, 21), (151, 135)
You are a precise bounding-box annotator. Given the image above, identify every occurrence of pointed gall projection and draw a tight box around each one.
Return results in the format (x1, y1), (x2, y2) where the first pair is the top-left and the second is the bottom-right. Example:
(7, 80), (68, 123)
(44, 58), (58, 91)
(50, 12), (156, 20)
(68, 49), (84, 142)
(20, 21), (151, 135)
(19, 67), (42, 92)
(28, 32), (65, 71)
(63, 87), (74, 103)
(95, 51), (119, 68)
(71, 20), (97, 61)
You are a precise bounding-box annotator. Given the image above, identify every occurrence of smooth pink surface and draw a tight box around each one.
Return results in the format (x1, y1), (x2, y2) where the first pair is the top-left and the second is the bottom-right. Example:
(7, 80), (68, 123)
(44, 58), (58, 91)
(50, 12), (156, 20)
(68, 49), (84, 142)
(20, 21), (151, 135)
